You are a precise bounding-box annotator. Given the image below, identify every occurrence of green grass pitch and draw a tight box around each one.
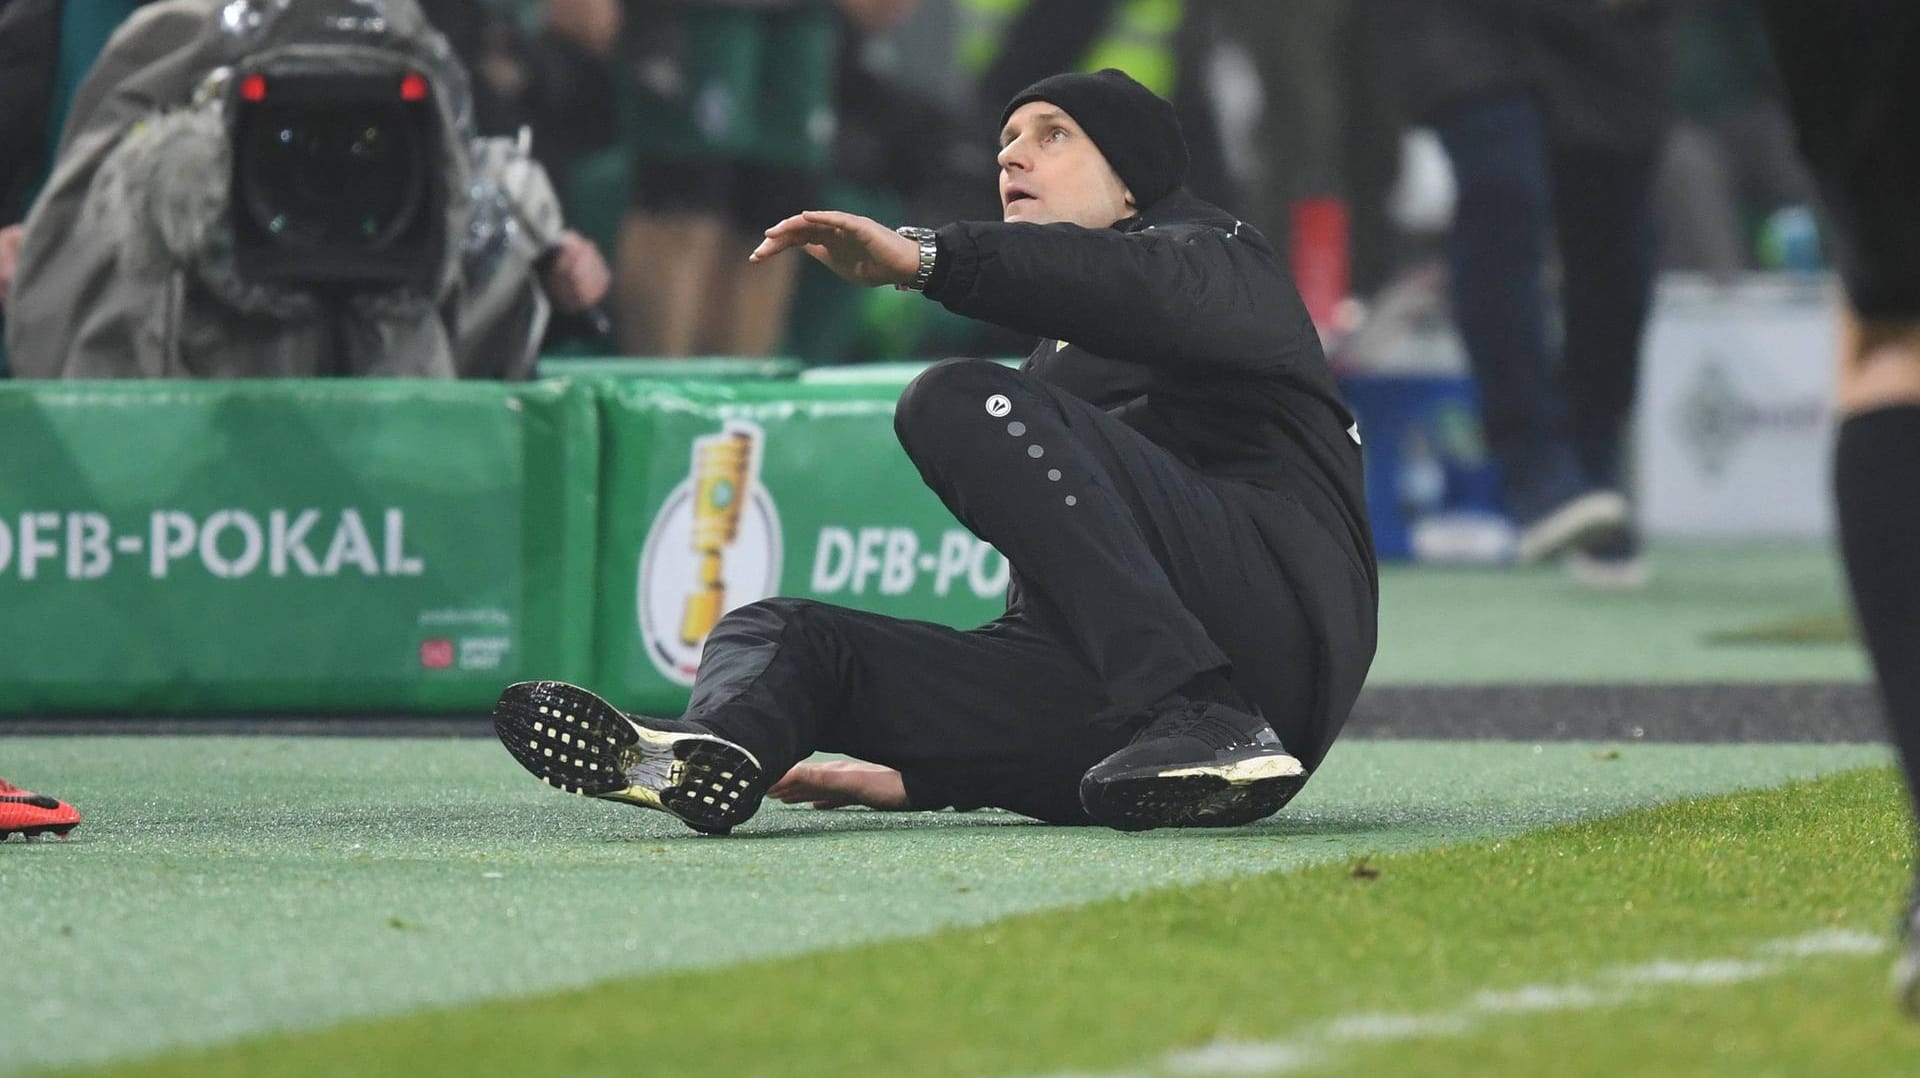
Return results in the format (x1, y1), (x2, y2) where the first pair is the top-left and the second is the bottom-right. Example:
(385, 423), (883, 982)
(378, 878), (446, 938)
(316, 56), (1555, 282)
(4, 541), (1910, 1075)
(3, 737), (1912, 1077)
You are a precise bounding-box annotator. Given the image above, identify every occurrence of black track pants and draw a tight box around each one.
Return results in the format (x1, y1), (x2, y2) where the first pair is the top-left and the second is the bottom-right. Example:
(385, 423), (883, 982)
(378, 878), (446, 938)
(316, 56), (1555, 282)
(683, 359), (1320, 822)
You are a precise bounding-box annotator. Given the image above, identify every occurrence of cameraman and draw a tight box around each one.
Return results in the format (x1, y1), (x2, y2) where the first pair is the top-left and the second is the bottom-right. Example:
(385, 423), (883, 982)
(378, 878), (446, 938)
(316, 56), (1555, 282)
(5, 0), (607, 380)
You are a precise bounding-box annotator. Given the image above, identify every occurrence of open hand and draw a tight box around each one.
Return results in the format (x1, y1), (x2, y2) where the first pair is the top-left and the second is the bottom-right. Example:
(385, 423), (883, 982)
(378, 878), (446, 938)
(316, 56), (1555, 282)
(767, 759), (911, 810)
(748, 210), (919, 289)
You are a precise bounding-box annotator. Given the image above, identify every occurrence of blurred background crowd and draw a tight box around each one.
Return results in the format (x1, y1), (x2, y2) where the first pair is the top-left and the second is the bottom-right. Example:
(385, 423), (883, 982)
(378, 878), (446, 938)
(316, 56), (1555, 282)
(0, 0), (1820, 371)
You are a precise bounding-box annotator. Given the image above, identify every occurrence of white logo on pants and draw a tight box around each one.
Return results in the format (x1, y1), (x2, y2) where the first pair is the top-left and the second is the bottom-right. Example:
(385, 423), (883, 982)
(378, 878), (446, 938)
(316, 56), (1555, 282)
(985, 394), (1011, 417)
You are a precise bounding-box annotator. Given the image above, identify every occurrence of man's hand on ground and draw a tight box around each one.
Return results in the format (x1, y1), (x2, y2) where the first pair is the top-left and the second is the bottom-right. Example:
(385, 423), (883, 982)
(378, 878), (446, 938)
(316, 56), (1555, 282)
(767, 760), (911, 811)
(0, 223), (24, 308)
(749, 210), (919, 289)
(540, 231), (611, 312)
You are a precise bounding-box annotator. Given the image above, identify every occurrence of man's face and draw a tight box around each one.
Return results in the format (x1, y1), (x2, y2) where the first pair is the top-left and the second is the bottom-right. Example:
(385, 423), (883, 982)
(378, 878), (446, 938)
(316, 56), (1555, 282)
(997, 101), (1135, 228)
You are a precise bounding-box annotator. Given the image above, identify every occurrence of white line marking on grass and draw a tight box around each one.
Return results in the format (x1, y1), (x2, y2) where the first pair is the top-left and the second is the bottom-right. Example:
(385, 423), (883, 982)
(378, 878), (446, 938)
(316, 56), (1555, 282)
(1162, 1042), (1316, 1075)
(1610, 959), (1775, 987)
(1027, 930), (1888, 1078)
(1320, 1013), (1472, 1043)
(1470, 984), (1627, 1014)
(1757, 929), (1885, 957)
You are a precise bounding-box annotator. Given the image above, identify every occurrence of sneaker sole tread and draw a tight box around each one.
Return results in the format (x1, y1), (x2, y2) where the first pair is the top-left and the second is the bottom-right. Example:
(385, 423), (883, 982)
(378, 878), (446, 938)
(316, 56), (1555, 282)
(0, 824), (77, 840)
(1082, 747), (1308, 832)
(494, 681), (762, 836)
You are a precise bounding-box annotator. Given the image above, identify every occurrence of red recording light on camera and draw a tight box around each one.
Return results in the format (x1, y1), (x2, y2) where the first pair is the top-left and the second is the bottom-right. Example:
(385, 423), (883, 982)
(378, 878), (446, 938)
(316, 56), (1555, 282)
(400, 73), (430, 102)
(239, 74), (268, 102)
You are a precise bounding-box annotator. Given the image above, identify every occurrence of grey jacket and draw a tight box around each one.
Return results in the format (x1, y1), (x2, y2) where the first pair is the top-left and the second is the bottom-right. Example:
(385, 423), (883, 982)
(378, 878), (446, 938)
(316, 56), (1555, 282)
(6, 0), (563, 380)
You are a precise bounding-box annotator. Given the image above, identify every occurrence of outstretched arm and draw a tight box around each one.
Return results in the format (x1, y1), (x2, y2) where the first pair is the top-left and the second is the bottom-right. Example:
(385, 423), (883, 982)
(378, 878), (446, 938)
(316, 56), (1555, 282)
(749, 210), (920, 289)
(929, 218), (1314, 373)
(748, 208), (1318, 376)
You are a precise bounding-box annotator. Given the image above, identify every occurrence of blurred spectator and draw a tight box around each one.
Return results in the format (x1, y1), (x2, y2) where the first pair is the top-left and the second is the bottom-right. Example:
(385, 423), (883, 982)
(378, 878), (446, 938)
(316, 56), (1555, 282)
(0, 224), (20, 312)
(610, 0), (839, 357)
(836, 0), (990, 226)
(965, 0), (1231, 208)
(786, 0), (1019, 362)
(0, 0), (151, 224)
(1654, 0), (1817, 275)
(419, 0), (623, 348)
(6, 0), (606, 379)
(1182, 0), (1404, 334)
(1384, 0), (1675, 583)
(0, 0), (153, 376)
(418, 0), (621, 190)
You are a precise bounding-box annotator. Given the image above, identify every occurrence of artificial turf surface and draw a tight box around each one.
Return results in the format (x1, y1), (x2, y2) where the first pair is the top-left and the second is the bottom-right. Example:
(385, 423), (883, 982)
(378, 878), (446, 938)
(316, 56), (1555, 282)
(1373, 541), (1866, 683)
(1, 737), (1898, 1076)
(4, 541), (1895, 1075)
(14, 764), (1917, 1077)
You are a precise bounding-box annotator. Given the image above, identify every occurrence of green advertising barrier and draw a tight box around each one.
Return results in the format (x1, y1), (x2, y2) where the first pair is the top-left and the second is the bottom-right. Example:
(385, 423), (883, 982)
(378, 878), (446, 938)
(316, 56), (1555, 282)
(591, 380), (1010, 715)
(796, 360), (935, 386)
(0, 379), (598, 714)
(537, 357), (805, 382)
(796, 359), (1020, 387)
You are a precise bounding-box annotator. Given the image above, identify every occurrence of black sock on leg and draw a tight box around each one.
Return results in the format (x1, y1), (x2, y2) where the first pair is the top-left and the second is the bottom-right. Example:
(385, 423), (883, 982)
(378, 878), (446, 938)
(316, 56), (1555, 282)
(1835, 406), (1920, 819)
(1175, 667), (1252, 715)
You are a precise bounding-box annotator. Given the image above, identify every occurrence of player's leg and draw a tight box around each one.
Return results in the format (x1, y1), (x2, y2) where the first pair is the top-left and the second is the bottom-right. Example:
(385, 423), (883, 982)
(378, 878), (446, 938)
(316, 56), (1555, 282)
(1833, 313), (1920, 1011)
(498, 599), (1129, 829)
(610, 7), (753, 355)
(702, 5), (835, 357)
(892, 358), (1350, 828)
(894, 360), (1229, 717)
(1549, 139), (1659, 588)
(692, 599), (1135, 825)
(615, 178), (727, 357)
(1759, 0), (1920, 1010)
(1434, 91), (1626, 562)
(1435, 93), (1628, 561)
(708, 163), (808, 356)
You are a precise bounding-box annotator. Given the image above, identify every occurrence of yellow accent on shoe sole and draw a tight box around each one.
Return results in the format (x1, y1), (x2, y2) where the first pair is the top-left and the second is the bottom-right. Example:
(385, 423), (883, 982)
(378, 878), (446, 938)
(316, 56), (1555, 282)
(601, 786), (666, 810)
(1158, 755), (1304, 783)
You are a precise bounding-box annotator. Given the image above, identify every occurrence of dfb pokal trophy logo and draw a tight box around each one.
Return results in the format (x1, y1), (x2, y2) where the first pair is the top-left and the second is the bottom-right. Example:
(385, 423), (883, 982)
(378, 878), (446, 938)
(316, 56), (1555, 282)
(637, 421), (783, 686)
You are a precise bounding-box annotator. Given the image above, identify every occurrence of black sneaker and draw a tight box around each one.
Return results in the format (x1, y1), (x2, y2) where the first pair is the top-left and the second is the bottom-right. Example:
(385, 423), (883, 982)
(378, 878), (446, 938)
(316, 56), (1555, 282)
(1515, 489), (1628, 565)
(1896, 881), (1920, 1017)
(1079, 699), (1307, 831)
(493, 680), (764, 836)
(1567, 525), (1651, 591)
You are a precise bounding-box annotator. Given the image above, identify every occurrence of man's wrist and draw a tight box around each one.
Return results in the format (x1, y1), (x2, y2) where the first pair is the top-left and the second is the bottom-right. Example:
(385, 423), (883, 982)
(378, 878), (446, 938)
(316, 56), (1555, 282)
(894, 226), (939, 292)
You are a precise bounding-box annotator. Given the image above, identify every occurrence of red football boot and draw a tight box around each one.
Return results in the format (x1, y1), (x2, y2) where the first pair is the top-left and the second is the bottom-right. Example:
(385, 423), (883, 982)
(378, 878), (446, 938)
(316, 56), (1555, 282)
(0, 777), (80, 839)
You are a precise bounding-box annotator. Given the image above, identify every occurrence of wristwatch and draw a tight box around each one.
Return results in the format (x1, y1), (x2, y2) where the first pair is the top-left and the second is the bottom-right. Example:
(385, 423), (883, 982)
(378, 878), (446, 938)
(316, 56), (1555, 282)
(894, 226), (939, 292)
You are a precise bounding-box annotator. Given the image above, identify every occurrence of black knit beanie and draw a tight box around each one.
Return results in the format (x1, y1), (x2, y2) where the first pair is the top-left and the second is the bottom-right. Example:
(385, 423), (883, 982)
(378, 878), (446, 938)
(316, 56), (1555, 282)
(1001, 68), (1188, 210)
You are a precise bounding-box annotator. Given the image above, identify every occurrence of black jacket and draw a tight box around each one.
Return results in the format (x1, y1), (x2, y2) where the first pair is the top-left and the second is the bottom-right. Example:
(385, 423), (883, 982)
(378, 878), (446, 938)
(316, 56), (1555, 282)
(0, 0), (59, 223)
(927, 190), (1378, 749)
(929, 191), (1368, 549)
